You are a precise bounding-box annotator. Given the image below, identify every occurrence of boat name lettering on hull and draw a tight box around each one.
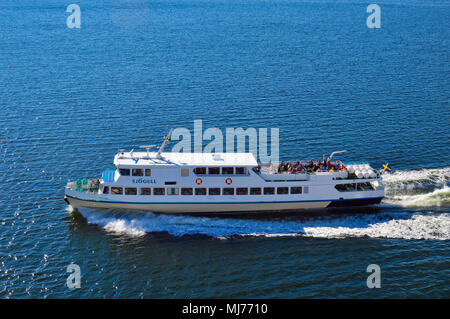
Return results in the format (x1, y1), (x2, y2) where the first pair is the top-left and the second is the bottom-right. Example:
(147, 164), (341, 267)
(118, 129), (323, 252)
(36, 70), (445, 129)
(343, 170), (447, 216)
(132, 178), (156, 184)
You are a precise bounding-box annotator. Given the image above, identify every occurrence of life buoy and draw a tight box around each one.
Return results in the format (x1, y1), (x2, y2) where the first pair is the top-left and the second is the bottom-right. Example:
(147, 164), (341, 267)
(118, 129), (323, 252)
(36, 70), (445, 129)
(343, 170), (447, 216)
(225, 177), (232, 185)
(195, 178), (203, 185)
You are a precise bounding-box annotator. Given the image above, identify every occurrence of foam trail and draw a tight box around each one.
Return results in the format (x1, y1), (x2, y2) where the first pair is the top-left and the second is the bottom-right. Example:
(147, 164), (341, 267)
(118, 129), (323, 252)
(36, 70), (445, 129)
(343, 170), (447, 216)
(382, 167), (449, 187)
(382, 167), (449, 207)
(383, 186), (450, 208)
(74, 208), (450, 241)
(302, 213), (450, 240)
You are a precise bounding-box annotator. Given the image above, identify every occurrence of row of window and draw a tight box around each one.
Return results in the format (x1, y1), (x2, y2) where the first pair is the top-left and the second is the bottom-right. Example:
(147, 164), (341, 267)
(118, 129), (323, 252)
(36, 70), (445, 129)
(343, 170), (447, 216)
(118, 167), (248, 177)
(193, 167), (248, 175)
(335, 182), (376, 192)
(103, 186), (307, 196)
(119, 168), (152, 177)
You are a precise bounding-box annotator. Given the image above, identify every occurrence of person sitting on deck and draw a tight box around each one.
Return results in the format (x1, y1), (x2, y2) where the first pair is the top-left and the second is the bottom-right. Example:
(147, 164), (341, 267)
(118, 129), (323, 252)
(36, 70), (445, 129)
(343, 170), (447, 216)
(339, 162), (347, 171)
(278, 161), (286, 173)
(288, 165), (295, 174)
(292, 161), (299, 172)
(286, 161), (292, 173)
(313, 160), (321, 171)
(296, 161), (303, 173)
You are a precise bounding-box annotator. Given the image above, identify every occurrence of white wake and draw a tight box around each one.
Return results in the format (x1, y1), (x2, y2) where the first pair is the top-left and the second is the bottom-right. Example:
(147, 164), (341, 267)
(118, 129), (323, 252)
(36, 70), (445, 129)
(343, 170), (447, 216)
(73, 208), (450, 241)
(382, 167), (450, 208)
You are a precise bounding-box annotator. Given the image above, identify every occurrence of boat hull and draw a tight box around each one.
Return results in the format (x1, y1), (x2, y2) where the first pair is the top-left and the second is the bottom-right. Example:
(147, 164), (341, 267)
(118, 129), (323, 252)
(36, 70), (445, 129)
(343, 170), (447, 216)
(65, 194), (383, 214)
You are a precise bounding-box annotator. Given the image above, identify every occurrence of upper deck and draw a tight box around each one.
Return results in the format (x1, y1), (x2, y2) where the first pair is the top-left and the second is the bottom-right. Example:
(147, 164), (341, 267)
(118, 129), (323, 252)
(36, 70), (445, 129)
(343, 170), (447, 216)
(114, 152), (258, 167)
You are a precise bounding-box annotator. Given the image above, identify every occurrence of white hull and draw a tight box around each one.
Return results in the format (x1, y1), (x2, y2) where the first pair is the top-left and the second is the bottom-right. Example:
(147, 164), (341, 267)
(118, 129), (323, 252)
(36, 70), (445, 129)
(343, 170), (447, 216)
(65, 195), (331, 213)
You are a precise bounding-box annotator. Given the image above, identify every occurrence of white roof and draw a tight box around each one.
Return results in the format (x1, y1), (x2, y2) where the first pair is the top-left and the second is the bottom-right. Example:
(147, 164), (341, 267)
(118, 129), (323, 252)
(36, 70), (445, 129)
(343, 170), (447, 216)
(114, 152), (258, 167)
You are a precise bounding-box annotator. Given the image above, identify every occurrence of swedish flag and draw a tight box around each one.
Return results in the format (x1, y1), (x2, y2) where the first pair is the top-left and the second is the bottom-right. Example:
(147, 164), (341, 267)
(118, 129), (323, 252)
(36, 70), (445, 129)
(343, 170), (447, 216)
(380, 162), (392, 174)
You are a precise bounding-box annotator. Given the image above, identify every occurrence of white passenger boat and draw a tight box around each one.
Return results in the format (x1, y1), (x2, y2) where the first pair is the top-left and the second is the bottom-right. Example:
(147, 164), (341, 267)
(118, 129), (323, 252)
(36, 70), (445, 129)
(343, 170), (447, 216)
(64, 135), (385, 214)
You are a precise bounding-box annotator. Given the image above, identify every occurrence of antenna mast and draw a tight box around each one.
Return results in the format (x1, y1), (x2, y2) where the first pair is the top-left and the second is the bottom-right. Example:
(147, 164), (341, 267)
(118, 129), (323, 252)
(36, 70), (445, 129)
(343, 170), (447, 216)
(156, 128), (173, 159)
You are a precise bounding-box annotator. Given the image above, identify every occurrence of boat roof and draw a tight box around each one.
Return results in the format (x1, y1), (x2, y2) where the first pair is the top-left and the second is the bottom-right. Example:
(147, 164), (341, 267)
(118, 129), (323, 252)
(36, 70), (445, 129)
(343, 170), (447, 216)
(114, 152), (258, 167)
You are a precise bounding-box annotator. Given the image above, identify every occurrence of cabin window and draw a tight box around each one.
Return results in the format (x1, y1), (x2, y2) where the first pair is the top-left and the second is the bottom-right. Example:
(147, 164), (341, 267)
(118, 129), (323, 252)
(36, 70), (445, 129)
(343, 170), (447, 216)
(154, 188), (165, 195)
(291, 187), (302, 194)
(119, 168), (130, 176)
(132, 169), (143, 176)
(194, 167), (206, 175)
(167, 187), (179, 195)
(264, 187), (275, 195)
(125, 187), (137, 195)
(250, 188), (261, 195)
(277, 187), (289, 195)
(102, 186), (109, 194)
(145, 169), (151, 176)
(357, 182), (374, 191)
(223, 188), (234, 195)
(335, 183), (368, 192)
(235, 167), (246, 175)
(195, 188), (207, 195)
(181, 188), (193, 195)
(140, 188), (151, 195)
(181, 168), (189, 176)
(236, 188), (248, 195)
(208, 188), (221, 195)
(365, 183), (375, 190)
(208, 167), (220, 175)
(222, 167), (234, 175)
(111, 187), (123, 195)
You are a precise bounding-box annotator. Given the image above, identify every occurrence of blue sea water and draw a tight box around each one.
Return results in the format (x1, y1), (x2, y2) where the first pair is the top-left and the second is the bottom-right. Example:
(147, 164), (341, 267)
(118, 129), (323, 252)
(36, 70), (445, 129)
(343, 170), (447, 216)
(0, 0), (449, 298)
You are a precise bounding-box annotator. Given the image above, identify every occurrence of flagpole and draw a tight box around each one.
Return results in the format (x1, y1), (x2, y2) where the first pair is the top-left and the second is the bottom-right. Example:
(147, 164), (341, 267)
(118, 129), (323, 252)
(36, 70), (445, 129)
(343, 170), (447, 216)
(157, 128), (173, 159)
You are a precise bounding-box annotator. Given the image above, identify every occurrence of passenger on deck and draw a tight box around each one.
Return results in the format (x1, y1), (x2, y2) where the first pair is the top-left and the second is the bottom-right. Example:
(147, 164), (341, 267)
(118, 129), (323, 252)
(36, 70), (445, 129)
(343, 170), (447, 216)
(278, 161), (286, 173)
(286, 161), (292, 173)
(288, 165), (295, 174)
(314, 160), (321, 171)
(295, 161), (303, 173)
